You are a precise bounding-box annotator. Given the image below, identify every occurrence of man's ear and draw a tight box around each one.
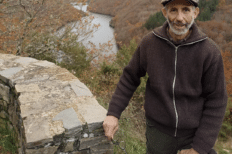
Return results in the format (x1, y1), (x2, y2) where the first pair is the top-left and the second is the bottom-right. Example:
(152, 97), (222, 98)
(193, 7), (200, 19)
(161, 7), (167, 19)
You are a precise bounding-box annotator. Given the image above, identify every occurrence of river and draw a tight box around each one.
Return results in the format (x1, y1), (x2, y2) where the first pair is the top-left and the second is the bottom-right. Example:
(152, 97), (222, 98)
(72, 3), (118, 56)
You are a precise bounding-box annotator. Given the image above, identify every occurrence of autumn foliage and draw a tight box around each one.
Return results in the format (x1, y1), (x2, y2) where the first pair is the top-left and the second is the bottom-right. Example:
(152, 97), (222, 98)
(0, 0), (98, 58)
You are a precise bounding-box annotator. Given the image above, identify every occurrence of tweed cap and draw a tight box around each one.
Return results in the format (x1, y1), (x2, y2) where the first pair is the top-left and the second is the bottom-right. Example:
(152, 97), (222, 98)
(161, 0), (199, 7)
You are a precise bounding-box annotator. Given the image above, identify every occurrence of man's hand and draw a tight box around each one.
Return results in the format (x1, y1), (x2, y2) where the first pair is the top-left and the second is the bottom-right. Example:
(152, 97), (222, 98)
(103, 115), (119, 141)
(179, 148), (199, 154)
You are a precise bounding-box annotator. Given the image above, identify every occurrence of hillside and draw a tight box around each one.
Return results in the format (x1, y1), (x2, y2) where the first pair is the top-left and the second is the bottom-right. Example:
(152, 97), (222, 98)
(195, 0), (232, 60)
(89, 0), (162, 46)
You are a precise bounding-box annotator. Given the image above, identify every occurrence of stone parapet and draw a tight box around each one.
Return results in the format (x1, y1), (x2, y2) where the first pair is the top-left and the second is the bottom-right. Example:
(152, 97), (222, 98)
(0, 53), (113, 154)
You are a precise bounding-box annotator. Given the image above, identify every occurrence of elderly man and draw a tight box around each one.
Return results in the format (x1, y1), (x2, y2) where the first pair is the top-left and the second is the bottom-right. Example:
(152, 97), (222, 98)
(103, 0), (228, 153)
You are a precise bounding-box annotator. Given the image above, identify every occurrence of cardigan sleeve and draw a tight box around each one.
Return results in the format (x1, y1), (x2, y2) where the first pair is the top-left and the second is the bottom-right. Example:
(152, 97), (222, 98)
(106, 44), (147, 119)
(191, 51), (228, 154)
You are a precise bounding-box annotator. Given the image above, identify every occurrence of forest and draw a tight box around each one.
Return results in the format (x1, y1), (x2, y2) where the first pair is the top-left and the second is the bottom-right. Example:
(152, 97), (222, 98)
(0, 0), (232, 153)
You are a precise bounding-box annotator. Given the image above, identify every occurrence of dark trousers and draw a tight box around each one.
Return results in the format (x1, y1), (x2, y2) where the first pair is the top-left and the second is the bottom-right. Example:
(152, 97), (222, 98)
(146, 118), (217, 154)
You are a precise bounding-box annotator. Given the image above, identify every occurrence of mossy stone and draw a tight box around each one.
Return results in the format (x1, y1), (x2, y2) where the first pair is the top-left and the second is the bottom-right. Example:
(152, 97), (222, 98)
(0, 118), (6, 129)
(0, 110), (7, 119)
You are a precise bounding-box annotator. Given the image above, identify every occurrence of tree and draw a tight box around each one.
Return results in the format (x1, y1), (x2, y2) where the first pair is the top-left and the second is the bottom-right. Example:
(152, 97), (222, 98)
(143, 11), (166, 30)
(197, 0), (219, 21)
(0, 0), (101, 62)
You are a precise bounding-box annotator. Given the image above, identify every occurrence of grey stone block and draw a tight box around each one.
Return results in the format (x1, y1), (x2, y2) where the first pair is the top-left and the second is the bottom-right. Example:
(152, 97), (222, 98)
(88, 126), (105, 137)
(53, 108), (82, 130)
(89, 133), (94, 138)
(64, 126), (83, 138)
(0, 67), (23, 78)
(0, 110), (7, 119)
(64, 141), (74, 152)
(26, 146), (59, 154)
(33, 61), (55, 67)
(72, 149), (90, 154)
(90, 143), (114, 154)
(87, 122), (103, 132)
(76, 97), (107, 125)
(24, 116), (53, 147)
(0, 83), (10, 102)
(22, 75), (50, 83)
(14, 57), (38, 65)
(78, 136), (108, 150)
(69, 80), (93, 97)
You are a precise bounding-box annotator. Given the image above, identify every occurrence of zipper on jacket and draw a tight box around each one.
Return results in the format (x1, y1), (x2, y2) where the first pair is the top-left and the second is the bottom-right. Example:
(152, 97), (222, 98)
(173, 46), (178, 137)
(152, 31), (208, 137)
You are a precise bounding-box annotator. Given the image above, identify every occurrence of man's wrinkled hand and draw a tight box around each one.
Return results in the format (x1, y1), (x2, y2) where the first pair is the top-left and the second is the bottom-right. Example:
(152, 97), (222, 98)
(179, 148), (199, 154)
(103, 115), (119, 141)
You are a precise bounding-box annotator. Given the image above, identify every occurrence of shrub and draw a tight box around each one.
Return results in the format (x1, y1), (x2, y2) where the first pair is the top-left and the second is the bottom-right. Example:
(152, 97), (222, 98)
(58, 43), (91, 75)
(143, 11), (166, 30)
(218, 98), (232, 141)
(116, 39), (138, 70)
(100, 61), (119, 75)
(115, 39), (148, 104)
(197, 8), (212, 21)
(197, 0), (219, 21)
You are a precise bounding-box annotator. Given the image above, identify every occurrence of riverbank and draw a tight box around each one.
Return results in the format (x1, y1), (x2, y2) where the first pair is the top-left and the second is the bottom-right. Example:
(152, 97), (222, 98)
(88, 0), (162, 47)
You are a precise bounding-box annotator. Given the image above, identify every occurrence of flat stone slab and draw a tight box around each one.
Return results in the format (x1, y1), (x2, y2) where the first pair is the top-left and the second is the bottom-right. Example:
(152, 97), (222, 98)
(33, 61), (56, 67)
(70, 79), (93, 96)
(15, 84), (40, 93)
(53, 108), (82, 130)
(24, 116), (53, 144)
(0, 67), (23, 78)
(14, 57), (38, 66)
(26, 146), (58, 154)
(76, 97), (107, 124)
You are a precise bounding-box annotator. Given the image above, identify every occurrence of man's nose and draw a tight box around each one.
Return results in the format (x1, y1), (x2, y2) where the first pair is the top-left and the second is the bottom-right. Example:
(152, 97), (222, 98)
(176, 11), (184, 22)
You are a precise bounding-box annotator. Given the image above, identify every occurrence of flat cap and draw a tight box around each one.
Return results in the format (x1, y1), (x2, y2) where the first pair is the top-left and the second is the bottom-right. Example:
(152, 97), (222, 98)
(161, 0), (199, 7)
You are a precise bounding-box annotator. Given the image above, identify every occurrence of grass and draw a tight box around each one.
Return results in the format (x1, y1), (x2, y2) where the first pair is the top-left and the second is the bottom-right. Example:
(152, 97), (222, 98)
(214, 137), (232, 154)
(0, 119), (17, 154)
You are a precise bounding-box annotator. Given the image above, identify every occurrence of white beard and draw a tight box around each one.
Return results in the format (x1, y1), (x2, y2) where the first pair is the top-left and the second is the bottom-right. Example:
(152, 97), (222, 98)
(167, 16), (195, 36)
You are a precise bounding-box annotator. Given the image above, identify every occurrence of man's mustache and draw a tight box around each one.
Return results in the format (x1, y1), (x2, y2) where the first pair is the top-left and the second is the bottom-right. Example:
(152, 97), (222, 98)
(171, 21), (187, 26)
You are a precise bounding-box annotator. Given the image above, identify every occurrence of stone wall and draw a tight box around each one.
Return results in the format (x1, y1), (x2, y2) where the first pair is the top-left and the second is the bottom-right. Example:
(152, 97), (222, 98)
(0, 73), (26, 153)
(0, 53), (113, 154)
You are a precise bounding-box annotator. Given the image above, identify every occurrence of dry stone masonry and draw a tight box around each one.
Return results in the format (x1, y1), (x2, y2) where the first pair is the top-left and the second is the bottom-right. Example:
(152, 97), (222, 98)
(0, 53), (113, 154)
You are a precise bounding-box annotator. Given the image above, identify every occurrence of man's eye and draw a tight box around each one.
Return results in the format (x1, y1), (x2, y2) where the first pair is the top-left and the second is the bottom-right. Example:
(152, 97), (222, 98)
(170, 9), (176, 12)
(183, 8), (190, 12)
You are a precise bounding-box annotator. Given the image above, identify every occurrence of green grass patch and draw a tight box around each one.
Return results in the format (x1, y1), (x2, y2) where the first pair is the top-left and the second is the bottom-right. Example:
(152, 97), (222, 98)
(0, 118), (18, 154)
(113, 117), (146, 154)
(214, 138), (232, 154)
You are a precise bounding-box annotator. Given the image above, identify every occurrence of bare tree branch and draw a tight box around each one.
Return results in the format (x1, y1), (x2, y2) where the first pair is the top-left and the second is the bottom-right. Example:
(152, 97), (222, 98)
(19, 0), (32, 18)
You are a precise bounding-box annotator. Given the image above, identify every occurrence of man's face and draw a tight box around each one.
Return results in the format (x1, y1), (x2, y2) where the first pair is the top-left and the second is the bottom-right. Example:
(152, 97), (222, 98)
(162, 0), (199, 36)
